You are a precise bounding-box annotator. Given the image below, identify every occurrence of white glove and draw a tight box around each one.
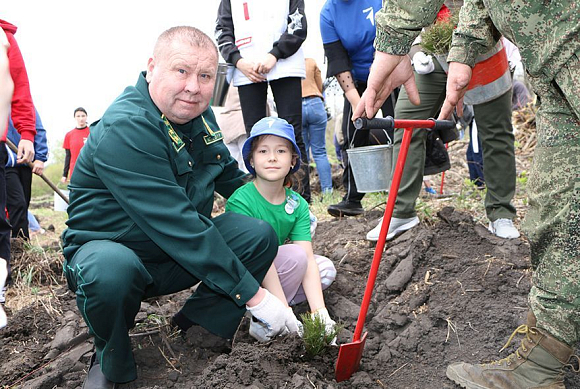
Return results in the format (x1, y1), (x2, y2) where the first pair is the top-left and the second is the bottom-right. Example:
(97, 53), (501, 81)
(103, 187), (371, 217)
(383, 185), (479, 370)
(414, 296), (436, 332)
(291, 308), (304, 337)
(312, 307), (337, 344)
(249, 308), (303, 342)
(412, 52), (435, 75)
(247, 290), (300, 341)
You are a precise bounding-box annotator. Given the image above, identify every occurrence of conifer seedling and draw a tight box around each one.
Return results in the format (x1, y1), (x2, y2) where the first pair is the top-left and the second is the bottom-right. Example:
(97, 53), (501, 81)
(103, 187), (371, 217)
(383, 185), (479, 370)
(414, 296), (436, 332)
(300, 313), (342, 357)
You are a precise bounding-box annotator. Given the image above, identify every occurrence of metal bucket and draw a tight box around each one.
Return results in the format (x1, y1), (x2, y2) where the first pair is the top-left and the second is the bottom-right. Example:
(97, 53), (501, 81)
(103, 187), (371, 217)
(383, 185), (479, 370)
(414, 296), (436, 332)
(211, 63), (233, 107)
(346, 144), (393, 193)
(54, 190), (70, 212)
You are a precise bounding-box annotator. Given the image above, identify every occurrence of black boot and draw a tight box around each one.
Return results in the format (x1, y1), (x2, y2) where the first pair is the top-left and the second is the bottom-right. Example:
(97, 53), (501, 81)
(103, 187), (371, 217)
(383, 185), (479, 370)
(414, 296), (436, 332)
(327, 200), (364, 217)
(82, 353), (117, 389)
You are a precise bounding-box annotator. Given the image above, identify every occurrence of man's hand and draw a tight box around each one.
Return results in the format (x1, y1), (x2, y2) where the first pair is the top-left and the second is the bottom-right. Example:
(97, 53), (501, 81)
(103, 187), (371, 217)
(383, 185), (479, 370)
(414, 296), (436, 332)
(246, 288), (300, 340)
(60, 176), (67, 184)
(32, 160), (44, 176)
(255, 54), (277, 74)
(16, 139), (34, 164)
(354, 52), (419, 119)
(236, 58), (266, 83)
(438, 62), (472, 120)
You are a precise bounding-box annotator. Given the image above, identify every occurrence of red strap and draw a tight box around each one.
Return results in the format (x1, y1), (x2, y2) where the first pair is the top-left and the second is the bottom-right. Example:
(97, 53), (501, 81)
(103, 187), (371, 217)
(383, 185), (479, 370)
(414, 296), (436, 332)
(436, 5), (451, 21)
(243, 2), (250, 20)
(467, 48), (509, 90)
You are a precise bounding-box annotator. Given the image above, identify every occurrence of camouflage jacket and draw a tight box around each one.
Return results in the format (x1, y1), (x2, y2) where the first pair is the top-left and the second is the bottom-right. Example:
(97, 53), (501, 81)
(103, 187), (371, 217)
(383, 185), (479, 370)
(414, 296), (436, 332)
(375, 0), (580, 81)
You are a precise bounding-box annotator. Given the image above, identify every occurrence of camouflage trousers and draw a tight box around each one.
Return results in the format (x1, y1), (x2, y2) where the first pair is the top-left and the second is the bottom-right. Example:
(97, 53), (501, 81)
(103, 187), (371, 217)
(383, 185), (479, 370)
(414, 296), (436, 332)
(525, 51), (580, 346)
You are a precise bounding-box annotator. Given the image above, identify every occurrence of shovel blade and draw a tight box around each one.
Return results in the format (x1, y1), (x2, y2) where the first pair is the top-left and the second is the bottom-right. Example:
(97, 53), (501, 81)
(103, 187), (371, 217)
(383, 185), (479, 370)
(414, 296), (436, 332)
(334, 332), (368, 382)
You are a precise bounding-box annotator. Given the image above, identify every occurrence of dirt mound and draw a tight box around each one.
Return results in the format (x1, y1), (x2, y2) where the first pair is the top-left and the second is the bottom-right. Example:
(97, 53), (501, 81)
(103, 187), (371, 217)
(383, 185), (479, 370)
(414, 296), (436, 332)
(2, 208), (579, 388)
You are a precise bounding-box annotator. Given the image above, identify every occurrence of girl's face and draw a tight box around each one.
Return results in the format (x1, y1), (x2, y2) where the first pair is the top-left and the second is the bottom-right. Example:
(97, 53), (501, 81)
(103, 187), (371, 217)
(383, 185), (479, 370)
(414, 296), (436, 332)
(251, 135), (296, 183)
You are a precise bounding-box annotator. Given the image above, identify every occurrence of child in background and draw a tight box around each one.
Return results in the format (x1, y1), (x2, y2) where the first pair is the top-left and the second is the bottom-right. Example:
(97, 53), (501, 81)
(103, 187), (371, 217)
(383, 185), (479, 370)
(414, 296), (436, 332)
(226, 117), (336, 342)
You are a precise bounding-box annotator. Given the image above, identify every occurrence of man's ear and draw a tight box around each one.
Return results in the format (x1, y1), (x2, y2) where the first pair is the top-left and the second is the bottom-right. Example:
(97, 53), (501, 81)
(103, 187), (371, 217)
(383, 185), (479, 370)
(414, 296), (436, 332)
(145, 57), (155, 82)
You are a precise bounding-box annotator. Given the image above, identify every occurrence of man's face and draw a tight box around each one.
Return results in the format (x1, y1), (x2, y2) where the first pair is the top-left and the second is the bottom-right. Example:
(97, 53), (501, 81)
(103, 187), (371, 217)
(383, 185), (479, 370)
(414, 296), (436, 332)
(146, 39), (217, 124)
(74, 111), (87, 128)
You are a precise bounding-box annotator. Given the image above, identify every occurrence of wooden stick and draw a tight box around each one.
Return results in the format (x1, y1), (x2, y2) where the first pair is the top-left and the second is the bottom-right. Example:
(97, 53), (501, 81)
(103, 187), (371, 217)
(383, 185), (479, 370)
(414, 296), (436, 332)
(5, 138), (69, 204)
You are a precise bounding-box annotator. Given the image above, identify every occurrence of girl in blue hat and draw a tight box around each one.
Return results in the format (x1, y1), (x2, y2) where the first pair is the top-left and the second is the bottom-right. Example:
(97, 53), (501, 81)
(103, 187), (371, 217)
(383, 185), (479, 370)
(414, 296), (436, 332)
(226, 117), (336, 342)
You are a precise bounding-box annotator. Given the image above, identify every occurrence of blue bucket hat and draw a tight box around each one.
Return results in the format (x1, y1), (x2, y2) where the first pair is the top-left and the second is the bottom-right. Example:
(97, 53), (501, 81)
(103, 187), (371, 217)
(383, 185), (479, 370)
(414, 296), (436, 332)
(242, 117), (301, 176)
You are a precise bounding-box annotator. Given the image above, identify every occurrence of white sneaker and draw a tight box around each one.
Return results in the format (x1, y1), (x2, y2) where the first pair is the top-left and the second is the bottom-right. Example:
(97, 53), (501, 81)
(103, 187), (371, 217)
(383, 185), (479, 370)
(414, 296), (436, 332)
(366, 216), (420, 242)
(488, 219), (520, 239)
(0, 258), (6, 305)
(0, 259), (7, 328)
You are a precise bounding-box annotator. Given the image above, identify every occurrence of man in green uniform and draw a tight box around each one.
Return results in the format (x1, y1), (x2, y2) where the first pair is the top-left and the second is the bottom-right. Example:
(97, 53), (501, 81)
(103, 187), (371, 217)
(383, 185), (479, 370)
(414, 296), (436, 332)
(62, 26), (300, 389)
(355, 1), (580, 388)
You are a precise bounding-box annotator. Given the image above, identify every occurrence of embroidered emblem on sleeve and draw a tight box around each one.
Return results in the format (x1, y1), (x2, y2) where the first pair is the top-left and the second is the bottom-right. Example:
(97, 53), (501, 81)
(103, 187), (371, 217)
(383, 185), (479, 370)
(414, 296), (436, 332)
(288, 9), (303, 35)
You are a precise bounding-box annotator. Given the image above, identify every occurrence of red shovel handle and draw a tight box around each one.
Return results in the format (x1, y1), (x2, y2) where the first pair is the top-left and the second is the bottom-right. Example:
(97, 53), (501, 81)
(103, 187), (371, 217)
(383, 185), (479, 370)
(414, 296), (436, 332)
(351, 126), (414, 342)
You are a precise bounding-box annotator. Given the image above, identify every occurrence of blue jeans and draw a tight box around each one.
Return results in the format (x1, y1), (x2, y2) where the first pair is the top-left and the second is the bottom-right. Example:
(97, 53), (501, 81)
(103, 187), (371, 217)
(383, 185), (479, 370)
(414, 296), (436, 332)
(302, 97), (332, 193)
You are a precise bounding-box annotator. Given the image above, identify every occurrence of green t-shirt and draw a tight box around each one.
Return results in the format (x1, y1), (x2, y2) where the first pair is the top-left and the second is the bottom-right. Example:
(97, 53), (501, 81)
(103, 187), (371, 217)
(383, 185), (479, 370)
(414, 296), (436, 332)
(226, 182), (311, 246)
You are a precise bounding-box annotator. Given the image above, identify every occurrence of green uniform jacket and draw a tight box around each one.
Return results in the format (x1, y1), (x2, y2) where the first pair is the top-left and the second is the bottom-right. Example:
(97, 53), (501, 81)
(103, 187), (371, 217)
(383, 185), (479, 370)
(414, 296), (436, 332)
(62, 72), (259, 306)
(375, 0), (580, 81)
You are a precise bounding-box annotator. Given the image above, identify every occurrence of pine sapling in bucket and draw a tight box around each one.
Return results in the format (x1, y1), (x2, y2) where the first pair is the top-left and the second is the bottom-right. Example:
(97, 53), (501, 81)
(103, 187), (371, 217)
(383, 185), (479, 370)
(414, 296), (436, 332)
(300, 311), (342, 357)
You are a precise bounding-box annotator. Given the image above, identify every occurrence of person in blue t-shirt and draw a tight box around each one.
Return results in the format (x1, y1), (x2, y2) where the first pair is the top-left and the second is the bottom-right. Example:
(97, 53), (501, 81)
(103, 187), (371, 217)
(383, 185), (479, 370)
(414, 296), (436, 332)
(320, 0), (398, 217)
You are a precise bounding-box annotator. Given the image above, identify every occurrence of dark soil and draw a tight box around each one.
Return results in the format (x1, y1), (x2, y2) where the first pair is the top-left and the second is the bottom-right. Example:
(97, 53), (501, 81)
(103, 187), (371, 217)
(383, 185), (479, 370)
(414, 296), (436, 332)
(2, 208), (579, 388)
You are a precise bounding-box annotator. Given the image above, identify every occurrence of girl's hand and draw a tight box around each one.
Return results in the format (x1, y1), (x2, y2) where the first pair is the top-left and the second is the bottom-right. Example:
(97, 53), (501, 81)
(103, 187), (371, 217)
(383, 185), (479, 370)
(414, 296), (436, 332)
(312, 307), (337, 344)
(255, 53), (277, 74)
(237, 58), (266, 83)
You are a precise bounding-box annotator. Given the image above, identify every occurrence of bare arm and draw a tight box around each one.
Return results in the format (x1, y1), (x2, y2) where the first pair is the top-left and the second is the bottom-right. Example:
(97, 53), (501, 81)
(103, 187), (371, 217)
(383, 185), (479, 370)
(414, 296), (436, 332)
(261, 263), (290, 307)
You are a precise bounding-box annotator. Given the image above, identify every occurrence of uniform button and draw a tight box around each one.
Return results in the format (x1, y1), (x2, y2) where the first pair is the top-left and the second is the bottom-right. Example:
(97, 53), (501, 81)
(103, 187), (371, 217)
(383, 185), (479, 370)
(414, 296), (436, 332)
(188, 161), (192, 167)
(235, 294), (241, 300)
(216, 154), (221, 160)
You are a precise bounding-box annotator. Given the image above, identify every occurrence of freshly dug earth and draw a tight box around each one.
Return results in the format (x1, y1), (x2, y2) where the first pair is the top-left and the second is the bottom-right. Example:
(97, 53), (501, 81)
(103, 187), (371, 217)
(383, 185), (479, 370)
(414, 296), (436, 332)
(2, 205), (579, 389)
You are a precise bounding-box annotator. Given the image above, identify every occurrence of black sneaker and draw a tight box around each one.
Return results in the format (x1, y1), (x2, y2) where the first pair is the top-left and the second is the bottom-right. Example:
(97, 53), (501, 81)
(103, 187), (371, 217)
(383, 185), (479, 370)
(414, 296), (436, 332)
(327, 200), (364, 217)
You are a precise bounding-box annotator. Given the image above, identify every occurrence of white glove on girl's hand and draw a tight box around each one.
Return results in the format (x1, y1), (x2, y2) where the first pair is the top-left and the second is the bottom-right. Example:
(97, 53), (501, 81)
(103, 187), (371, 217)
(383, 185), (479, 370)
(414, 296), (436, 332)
(247, 290), (300, 340)
(312, 307), (337, 344)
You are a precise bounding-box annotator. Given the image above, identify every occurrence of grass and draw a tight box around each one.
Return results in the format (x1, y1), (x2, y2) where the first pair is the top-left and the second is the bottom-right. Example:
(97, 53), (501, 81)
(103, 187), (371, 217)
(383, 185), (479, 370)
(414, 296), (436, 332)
(420, 14), (459, 55)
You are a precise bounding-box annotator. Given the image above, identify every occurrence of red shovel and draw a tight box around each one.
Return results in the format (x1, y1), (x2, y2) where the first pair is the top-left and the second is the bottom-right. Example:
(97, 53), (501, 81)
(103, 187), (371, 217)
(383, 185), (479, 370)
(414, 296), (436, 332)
(335, 117), (456, 382)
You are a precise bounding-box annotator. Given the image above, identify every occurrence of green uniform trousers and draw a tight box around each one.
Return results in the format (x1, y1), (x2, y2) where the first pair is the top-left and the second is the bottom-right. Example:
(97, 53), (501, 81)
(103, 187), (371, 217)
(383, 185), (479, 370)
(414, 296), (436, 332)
(526, 52), (580, 346)
(392, 59), (517, 222)
(63, 212), (278, 383)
